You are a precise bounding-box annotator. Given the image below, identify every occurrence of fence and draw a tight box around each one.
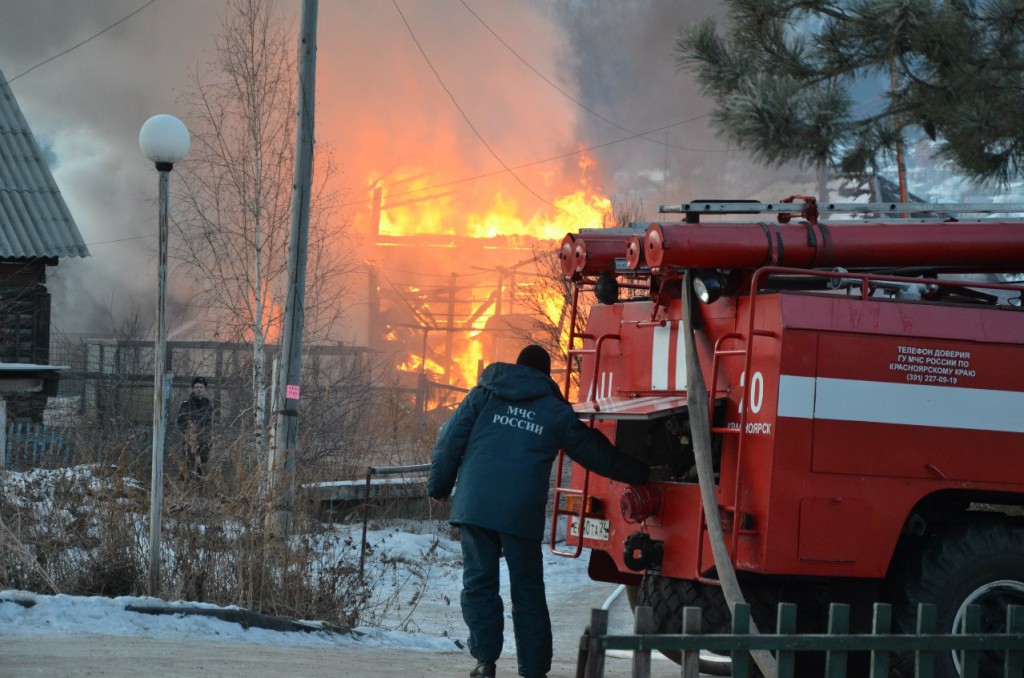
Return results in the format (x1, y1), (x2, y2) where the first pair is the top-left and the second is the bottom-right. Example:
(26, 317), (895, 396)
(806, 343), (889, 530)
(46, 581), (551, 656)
(356, 463), (432, 576)
(580, 601), (1024, 678)
(3, 422), (75, 470)
(2, 422), (156, 474)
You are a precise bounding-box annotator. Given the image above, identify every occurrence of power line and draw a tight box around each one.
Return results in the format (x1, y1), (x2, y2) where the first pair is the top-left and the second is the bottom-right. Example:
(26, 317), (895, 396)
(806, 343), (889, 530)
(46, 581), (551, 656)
(0, 0), (160, 87)
(375, 2), (731, 216)
(0, 1), (161, 252)
(0, 0), (715, 220)
(3, 0), (720, 236)
(341, 115), (707, 210)
(391, 0), (583, 222)
(83, 233), (155, 247)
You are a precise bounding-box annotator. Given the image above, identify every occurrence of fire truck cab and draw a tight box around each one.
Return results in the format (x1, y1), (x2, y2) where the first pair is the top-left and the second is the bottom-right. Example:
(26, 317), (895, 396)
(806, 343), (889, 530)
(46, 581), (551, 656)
(554, 198), (1024, 677)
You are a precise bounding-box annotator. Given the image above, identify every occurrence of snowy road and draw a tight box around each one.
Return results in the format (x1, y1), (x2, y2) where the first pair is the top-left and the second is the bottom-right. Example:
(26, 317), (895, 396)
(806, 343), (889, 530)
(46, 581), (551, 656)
(1, 524), (691, 677)
(1, 583), (685, 678)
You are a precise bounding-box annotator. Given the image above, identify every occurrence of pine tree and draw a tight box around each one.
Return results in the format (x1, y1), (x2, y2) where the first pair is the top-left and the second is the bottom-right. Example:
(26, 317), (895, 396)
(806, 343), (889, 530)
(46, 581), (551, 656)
(676, 0), (1024, 185)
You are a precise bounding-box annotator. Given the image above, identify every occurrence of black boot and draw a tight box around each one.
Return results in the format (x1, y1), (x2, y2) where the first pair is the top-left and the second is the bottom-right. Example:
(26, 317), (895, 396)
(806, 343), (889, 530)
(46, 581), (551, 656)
(469, 661), (496, 677)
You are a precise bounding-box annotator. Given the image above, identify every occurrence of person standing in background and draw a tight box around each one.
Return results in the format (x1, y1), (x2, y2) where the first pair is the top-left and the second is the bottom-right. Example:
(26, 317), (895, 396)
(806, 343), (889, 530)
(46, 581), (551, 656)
(177, 376), (214, 480)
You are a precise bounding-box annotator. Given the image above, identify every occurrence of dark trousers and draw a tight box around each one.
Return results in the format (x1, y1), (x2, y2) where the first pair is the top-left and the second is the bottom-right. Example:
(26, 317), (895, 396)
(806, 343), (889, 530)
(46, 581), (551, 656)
(182, 440), (209, 477)
(459, 524), (551, 678)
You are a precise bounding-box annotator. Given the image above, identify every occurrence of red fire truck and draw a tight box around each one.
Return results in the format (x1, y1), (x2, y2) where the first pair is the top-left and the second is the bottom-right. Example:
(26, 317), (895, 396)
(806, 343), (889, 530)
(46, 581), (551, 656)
(553, 197), (1024, 677)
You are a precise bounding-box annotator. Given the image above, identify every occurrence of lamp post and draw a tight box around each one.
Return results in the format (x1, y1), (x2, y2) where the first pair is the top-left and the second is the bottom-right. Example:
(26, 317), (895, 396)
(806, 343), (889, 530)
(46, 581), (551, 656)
(139, 114), (190, 597)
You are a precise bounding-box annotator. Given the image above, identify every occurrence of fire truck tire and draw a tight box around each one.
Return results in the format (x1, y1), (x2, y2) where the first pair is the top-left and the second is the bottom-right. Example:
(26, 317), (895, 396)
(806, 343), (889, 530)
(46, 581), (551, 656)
(630, 575), (733, 676)
(889, 523), (1024, 678)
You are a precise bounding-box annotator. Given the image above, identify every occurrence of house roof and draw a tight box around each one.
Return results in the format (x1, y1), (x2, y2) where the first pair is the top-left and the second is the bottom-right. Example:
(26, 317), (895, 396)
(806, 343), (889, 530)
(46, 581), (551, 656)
(0, 69), (89, 260)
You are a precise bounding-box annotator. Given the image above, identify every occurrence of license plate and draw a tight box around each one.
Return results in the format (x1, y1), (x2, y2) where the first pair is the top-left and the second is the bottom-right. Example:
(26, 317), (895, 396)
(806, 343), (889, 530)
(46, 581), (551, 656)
(569, 516), (610, 541)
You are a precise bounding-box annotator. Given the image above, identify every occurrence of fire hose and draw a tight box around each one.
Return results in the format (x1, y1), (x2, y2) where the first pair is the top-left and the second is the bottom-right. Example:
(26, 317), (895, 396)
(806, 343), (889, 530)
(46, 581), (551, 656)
(682, 270), (778, 678)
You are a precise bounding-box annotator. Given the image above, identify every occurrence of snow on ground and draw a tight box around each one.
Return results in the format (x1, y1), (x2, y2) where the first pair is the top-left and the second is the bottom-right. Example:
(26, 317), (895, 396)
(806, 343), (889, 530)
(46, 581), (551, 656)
(0, 520), (599, 658)
(0, 588), (459, 651)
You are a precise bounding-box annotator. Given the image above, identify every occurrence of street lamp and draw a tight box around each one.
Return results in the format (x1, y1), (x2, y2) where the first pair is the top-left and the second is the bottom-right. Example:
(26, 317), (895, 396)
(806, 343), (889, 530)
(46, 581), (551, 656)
(139, 114), (190, 597)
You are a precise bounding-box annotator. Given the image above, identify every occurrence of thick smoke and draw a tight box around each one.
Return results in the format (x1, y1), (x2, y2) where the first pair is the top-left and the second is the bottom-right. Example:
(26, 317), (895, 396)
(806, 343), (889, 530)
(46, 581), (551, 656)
(0, 0), (813, 338)
(0, 0), (224, 336)
(555, 0), (815, 207)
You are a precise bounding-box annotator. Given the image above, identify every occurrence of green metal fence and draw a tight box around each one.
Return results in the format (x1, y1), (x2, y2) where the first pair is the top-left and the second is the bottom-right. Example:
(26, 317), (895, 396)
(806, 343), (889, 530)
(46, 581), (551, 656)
(580, 602), (1024, 678)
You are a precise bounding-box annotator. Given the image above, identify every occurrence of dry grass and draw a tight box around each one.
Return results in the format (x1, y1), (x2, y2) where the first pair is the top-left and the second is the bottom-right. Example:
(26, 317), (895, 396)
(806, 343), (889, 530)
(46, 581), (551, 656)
(0, 383), (447, 629)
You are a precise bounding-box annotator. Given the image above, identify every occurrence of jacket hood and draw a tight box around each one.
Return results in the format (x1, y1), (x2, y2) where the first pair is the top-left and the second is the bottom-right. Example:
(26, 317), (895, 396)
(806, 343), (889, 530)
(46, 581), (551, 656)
(477, 362), (561, 402)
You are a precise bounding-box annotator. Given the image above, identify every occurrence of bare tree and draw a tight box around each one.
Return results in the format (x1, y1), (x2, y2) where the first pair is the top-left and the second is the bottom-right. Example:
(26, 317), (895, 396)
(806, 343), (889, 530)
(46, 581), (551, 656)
(173, 0), (350, 456)
(510, 195), (648, 400)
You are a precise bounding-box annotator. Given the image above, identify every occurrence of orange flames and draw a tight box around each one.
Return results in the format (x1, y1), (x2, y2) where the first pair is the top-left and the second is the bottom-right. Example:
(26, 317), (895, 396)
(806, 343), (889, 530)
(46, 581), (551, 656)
(398, 354), (445, 376)
(378, 184), (611, 242)
(451, 340), (484, 387)
(236, 291), (282, 345)
(368, 154), (611, 403)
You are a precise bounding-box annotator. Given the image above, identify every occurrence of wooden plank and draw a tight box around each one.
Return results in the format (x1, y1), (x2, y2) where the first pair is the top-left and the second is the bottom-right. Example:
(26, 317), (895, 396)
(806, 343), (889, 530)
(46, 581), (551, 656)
(731, 603), (751, 678)
(777, 603), (797, 678)
(632, 605), (653, 678)
(916, 603), (936, 678)
(304, 478), (426, 502)
(960, 604), (980, 678)
(825, 603), (849, 678)
(680, 607), (700, 678)
(1008, 605), (1024, 678)
(585, 608), (608, 678)
(869, 603), (891, 678)
(576, 626), (591, 678)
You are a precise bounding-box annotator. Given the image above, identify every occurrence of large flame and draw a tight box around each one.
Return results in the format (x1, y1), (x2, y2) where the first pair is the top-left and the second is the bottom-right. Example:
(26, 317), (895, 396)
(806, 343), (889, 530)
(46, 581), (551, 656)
(374, 152), (611, 238)
(236, 290), (282, 345)
(371, 154), (611, 400)
(451, 337), (484, 386)
(398, 354), (445, 376)
(377, 182), (611, 241)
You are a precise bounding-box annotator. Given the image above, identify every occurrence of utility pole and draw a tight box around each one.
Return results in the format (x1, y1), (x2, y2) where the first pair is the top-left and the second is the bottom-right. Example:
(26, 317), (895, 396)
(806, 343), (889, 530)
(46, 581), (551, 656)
(268, 0), (317, 536)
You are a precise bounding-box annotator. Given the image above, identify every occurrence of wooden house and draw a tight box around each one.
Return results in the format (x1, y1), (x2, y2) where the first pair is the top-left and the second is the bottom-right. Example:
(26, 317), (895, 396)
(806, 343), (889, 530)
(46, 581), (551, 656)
(0, 69), (88, 421)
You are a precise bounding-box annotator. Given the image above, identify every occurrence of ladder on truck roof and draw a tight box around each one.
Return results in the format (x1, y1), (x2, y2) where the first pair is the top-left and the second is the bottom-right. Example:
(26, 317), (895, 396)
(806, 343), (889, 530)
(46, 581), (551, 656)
(658, 200), (1024, 216)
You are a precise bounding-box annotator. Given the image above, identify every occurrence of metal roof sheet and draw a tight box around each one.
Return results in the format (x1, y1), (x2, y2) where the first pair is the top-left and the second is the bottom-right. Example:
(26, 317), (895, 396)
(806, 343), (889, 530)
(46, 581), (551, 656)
(0, 70), (88, 259)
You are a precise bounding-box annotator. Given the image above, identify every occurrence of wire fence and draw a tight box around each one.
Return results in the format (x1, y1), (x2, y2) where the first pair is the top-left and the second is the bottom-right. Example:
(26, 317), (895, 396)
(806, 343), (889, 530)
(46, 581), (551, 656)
(2, 421), (154, 474)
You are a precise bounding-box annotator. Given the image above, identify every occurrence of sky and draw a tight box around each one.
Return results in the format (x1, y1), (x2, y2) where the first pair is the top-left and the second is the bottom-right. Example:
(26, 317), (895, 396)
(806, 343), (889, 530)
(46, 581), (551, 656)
(0, 0), (821, 339)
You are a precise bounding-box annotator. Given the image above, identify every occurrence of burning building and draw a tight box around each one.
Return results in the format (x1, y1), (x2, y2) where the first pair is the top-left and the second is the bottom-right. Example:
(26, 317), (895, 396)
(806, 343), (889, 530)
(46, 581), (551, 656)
(363, 168), (611, 412)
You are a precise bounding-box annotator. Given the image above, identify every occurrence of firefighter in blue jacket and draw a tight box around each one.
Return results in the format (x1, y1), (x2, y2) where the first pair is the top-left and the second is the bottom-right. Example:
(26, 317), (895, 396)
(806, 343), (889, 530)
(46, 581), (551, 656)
(428, 345), (652, 678)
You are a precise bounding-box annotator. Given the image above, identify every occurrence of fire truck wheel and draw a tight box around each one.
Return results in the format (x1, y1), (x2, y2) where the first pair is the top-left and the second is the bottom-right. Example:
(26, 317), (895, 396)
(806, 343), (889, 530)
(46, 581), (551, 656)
(890, 523), (1024, 678)
(631, 575), (732, 676)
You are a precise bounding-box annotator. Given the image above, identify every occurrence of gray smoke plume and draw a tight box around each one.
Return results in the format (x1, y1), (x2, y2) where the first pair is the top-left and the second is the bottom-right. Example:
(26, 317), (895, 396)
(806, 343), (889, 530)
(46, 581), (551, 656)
(0, 1), (811, 337)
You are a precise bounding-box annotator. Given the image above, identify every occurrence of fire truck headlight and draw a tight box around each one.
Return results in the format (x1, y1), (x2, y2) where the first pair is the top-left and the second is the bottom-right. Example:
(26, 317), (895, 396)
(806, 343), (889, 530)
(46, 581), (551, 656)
(693, 272), (724, 304)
